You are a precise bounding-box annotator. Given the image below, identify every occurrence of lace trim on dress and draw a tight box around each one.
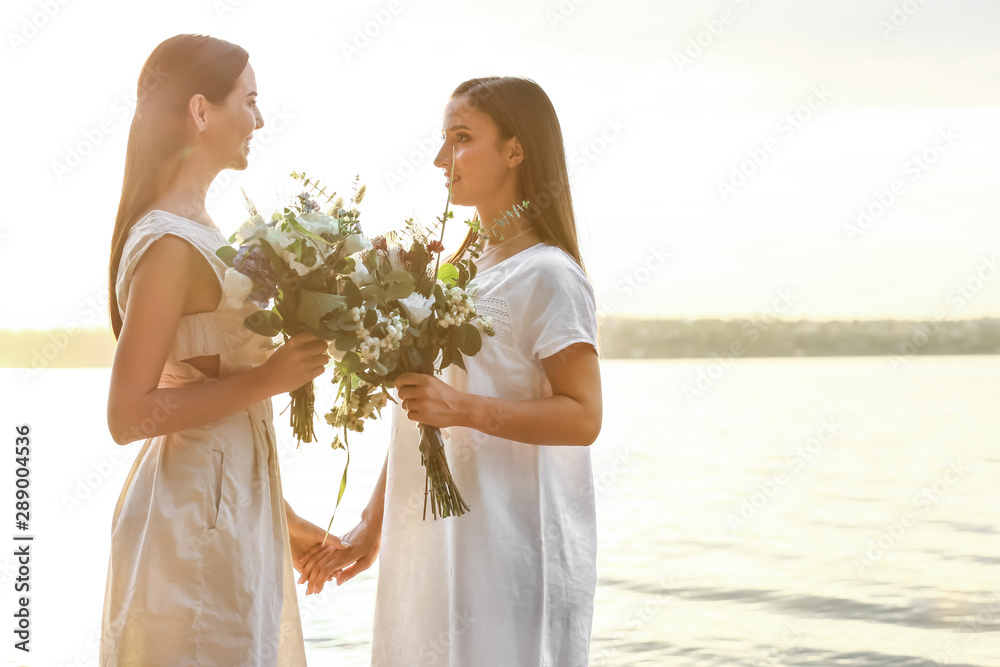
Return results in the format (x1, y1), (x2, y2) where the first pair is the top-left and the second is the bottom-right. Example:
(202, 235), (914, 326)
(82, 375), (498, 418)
(473, 295), (515, 350)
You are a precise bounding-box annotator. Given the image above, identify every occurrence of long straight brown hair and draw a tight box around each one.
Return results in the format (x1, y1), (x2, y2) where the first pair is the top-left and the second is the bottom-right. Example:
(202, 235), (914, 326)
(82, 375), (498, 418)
(108, 34), (249, 340)
(444, 77), (584, 271)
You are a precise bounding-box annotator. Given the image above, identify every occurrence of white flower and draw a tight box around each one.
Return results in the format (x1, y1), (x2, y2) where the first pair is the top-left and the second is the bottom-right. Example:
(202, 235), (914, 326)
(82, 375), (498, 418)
(289, 259), (311, 276)
(475, 315), (495, 336)
(399, 293), (434, 325)
(222, 268), (254, 309)
(342, 233), (372, 256)
(266, 227), (297, 247)
(386, 246), (407, 272)
(298, 211), (338, 234)
(349, 266), (373, 285)
(234, 214), (268, 245)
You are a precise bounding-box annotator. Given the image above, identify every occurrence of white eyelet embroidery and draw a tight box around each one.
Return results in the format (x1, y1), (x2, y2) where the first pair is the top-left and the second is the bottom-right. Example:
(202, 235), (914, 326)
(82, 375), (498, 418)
(473, 295), (515, 350)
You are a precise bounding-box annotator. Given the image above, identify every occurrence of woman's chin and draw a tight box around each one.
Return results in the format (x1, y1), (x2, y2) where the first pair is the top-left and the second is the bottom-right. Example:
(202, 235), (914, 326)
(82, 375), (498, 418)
(448, 190), (472, 207)
(226, 154), (250, 171)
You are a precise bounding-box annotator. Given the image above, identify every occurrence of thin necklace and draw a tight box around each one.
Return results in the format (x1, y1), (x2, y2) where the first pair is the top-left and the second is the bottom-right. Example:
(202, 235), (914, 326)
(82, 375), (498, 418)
(479, 227), (532, 258)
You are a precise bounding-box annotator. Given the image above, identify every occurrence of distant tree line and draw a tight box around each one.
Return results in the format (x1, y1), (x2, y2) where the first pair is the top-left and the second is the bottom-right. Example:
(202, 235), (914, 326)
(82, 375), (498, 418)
(597, 317), (1000, 359)
(3, 318), (1000, 369)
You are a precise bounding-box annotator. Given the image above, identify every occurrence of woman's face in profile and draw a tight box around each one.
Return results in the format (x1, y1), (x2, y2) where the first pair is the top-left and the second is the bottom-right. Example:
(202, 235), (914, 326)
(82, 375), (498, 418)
(434, 94), (516, 208)
(202, 62), (264, 171)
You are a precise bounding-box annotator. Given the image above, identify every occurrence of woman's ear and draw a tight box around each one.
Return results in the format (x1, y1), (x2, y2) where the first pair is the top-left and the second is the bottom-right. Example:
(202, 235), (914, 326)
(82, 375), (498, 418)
(188, 93), (208, 132)
(507, 137), (524, 168)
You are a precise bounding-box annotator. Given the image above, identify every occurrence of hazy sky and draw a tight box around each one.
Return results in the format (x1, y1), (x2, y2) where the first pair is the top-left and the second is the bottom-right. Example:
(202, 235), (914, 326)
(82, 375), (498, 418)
(2, 0), (999, 329)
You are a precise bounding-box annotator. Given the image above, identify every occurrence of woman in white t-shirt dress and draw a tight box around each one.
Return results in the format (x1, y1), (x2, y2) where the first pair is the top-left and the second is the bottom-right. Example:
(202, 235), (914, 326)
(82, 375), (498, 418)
(299, 76), (603, 667)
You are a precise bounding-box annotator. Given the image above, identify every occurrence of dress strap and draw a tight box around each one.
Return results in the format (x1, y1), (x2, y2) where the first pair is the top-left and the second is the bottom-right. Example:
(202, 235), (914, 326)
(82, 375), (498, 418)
(116, 212), (229, 320)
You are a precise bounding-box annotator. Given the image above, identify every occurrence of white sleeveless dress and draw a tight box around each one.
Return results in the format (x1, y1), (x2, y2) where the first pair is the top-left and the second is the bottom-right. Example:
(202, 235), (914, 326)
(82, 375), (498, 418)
(99, 210), (307, 666)
(372, 242), (600, 667)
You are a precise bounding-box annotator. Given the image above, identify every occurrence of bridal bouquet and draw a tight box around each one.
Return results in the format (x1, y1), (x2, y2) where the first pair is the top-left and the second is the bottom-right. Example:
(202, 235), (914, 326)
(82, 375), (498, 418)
(322, 177), (501, 523)
(215, 174), (372, 446)
(218, 169), (503, 534)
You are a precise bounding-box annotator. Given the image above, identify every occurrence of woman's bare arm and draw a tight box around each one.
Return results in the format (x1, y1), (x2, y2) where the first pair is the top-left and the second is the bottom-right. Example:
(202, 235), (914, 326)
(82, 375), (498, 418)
(107, 235), (328, 445)
(395, 342), (602, 447)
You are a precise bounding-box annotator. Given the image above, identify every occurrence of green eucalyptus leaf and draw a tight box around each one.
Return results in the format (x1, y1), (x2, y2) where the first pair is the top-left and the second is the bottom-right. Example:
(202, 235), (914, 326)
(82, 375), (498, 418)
(216, 246), (238, 267)
(360, 283), (385, 303)
(460, 323), (482, 356)
(341, 351), (360, 374)
(384, 270), (415, 287)
(343, 280), (363, 309)
(298, 290), (348, 330)
(244, 310), (280, 337)
(335, 331), (359, 351)
(384, 281), (414, 302)
(286, 215), (332, 246)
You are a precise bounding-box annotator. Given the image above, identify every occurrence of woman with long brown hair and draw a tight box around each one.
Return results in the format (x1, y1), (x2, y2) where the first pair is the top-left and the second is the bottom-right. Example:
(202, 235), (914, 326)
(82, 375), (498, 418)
(300, 76), (604, 666)
(101, 34), (342, 665)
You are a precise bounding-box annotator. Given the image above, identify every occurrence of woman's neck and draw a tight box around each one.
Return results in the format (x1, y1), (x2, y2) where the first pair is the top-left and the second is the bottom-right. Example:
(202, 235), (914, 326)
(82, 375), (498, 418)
(148, 156), (220, 225)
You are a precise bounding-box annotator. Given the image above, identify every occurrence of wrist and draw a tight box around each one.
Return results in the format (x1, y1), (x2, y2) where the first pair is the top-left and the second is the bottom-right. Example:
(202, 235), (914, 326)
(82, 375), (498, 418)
(284, 502), (303, 536)
(459, 391), (486, 430)
(360, 502), (383, 529)
(249, 360), (277, 399)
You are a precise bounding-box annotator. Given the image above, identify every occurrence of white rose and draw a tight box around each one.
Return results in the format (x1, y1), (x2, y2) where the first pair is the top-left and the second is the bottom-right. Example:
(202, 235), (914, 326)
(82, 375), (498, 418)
(222, 268), (254, 309)
(298, 211), (338, 232)
(399, 293), (434, 325)
(265, 227), (298, 251)
(342, 233), (372, 256)
(234, 214), (268, 245)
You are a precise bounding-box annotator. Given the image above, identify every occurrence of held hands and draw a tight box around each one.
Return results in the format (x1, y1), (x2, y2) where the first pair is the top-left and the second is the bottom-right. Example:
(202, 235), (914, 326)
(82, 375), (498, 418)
(297, 517), (382, 593)
(395, 372), (470, 429)
(288, 517), (351, 596)
(263, 331), (330, 395)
